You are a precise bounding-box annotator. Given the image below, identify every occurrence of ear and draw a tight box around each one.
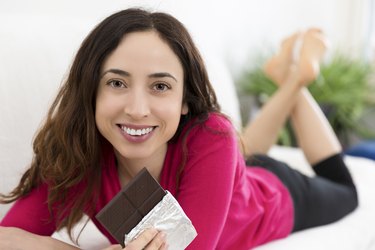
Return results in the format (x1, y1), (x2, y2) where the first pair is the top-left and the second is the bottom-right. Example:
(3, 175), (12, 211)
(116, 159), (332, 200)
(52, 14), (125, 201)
(181, 103), (189, 115)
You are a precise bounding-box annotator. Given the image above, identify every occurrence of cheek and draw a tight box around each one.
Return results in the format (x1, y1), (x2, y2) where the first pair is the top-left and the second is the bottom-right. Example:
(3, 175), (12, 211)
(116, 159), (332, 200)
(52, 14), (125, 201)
(94, 100), (108, 133)
(153, 100), (184, 124)
(154, 103), (179, 116)
(95, 92), (121, 125)
(162, 92), (184, 111)
(95, 94), (107, 123)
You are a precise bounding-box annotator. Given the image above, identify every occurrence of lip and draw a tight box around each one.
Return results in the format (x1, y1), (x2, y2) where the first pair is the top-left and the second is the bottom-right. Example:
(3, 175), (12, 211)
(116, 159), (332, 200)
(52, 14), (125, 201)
(117, 123), (157, 143)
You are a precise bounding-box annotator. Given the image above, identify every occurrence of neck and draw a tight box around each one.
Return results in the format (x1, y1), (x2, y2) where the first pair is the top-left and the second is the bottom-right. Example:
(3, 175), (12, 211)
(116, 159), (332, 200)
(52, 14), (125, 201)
(114, 145), (167, 186)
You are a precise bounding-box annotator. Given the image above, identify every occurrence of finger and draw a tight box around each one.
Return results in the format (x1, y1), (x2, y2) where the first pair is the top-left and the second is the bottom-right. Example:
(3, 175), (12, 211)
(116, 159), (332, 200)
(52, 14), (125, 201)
(125, 228), (158, 250)
(144, 232), (167, 250)
(159, 242), (169, 250)
(102, 244), (123, 250)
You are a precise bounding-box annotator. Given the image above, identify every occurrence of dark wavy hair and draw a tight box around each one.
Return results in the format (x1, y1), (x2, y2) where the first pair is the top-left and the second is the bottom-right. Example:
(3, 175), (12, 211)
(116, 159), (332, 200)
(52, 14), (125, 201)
(0, 8), (220, 240)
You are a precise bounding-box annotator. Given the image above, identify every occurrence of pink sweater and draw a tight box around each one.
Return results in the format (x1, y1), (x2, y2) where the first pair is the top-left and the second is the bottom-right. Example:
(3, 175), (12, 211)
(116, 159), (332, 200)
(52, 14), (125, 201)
(1, 113), (293, 249)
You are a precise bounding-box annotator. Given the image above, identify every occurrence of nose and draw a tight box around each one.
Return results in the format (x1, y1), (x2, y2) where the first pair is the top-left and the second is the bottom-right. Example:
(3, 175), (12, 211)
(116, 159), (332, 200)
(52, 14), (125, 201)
(123, 89), (150, 120)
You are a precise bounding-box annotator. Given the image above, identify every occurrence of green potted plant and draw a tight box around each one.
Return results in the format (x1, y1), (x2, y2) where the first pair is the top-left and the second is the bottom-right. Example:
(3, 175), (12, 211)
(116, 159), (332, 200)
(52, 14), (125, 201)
(236, 53), (375, 147)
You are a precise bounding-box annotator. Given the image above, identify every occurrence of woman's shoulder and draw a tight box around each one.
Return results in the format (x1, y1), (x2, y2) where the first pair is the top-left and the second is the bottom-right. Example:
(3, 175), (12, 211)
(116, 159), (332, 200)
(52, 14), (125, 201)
(205, 112), (234, 131)
(186, 112), (236, 141)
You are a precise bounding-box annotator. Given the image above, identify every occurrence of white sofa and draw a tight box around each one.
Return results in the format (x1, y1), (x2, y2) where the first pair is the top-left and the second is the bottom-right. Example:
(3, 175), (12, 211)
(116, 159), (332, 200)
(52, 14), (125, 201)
(1, 7), (375, 250)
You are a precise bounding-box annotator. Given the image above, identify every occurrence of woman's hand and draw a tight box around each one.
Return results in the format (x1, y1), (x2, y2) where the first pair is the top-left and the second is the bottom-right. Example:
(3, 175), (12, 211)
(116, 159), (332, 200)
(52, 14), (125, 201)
(103, 228), (168, 250)
(0, 226), (79, 250)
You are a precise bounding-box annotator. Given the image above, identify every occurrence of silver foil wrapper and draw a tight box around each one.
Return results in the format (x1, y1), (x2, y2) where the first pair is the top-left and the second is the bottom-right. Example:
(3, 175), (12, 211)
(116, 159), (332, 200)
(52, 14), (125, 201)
(124, 191), (197, 249)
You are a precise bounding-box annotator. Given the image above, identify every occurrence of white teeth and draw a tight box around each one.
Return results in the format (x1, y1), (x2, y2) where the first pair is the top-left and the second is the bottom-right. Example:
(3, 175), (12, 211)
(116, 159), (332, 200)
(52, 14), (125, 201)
(121, 126), (154, 136)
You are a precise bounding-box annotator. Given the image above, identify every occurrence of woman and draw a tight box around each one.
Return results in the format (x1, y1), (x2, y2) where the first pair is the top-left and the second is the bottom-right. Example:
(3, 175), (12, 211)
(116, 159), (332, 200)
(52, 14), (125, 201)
(0, 8), (357, 249)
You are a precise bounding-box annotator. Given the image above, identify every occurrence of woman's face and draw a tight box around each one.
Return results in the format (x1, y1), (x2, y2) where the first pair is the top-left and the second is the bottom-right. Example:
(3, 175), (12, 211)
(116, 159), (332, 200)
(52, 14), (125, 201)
(95, 31), (188, 162)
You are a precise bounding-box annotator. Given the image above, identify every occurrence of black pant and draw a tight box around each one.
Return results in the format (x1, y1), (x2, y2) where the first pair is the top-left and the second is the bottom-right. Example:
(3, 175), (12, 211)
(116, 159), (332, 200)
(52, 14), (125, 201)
(246, 153), (358, 232)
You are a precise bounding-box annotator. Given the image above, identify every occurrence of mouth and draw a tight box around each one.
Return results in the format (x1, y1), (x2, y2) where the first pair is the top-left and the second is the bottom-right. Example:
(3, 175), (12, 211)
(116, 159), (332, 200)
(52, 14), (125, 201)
(117, 125), (156, 136)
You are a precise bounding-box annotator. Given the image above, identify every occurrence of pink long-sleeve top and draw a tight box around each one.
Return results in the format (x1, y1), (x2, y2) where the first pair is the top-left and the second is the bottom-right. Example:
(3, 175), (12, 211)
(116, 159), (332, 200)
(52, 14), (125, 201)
(1, 113), (293, 249)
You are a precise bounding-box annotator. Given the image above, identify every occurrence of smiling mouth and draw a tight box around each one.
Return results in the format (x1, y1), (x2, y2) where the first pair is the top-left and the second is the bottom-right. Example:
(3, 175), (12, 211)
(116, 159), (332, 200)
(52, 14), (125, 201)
(118, 125), (156, 136)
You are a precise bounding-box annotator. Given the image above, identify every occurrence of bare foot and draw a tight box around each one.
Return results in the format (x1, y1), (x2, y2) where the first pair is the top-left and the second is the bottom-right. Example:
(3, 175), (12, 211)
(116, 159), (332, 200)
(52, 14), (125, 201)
(295, 28), (328, 86)
(264, 31), (301, 85)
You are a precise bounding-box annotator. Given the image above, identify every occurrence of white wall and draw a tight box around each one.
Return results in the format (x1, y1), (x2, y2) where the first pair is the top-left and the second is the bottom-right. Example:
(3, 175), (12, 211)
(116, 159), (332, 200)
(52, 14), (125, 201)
(0, 0), (371, 70)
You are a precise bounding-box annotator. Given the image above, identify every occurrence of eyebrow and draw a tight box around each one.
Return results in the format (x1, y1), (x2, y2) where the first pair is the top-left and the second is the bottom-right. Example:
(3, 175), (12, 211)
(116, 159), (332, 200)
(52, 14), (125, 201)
(101, 69), (178, 82)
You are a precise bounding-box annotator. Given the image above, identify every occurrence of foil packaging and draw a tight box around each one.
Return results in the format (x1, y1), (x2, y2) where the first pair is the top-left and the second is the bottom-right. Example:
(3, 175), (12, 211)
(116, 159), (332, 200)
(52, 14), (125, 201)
(124, 191), (197, 249)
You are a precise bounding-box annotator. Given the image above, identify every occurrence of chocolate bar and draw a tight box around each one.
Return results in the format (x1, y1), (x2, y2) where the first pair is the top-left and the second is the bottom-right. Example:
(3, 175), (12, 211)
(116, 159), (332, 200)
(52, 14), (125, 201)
(96, 168), (167, 247)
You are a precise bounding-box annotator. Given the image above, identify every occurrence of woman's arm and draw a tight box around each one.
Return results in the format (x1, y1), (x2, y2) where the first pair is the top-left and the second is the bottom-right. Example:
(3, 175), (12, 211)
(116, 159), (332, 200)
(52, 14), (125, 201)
(0, 185), (78, 249)
(0, 226), (167, 250)
(176, 116), (239, 249)
(1, 193), (167, 249)
(0, 183), (57, 235)
(0, 226), (79, 250)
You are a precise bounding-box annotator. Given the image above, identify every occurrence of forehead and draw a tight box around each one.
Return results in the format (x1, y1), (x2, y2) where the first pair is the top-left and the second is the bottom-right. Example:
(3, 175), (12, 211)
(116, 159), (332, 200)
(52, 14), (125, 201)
(101, 31), (183, 77)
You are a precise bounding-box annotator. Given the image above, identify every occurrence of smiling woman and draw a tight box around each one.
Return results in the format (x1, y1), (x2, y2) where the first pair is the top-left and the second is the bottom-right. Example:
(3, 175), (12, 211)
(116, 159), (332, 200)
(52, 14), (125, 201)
(95, 31), (188, 178)
(0, 8), (358, 250)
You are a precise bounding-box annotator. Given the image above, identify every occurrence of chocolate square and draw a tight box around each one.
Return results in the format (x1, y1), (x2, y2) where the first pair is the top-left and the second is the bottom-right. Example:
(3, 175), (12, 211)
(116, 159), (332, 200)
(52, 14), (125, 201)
(96, 168), (167, 247)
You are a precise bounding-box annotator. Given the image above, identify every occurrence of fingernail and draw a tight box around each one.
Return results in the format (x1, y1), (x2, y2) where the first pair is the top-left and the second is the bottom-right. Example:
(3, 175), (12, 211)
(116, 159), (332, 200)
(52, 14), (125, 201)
(160, 232), (167, 239)
(149, 227), (158, 234)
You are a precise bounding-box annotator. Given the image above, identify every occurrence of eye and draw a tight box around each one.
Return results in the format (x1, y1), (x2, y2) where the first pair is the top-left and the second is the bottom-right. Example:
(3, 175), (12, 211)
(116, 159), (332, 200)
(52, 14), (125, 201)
(107, 79), (126, 88)
(153, 82), (170, 92)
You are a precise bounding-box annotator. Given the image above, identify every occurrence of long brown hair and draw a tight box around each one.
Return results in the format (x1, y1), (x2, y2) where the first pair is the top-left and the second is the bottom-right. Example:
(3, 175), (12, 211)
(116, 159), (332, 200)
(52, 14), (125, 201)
(0, 8), (220, 239)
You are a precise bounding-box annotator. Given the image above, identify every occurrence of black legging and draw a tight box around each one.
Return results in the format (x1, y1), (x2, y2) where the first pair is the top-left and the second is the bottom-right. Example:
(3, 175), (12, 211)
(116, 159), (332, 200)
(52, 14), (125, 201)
(246, 153), (358, 232)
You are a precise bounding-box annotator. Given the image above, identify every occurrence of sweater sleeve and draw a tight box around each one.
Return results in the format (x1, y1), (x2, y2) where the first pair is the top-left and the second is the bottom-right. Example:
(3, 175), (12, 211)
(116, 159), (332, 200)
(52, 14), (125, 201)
(0, 183), (56, 235)
(177, 115), (239, 249)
